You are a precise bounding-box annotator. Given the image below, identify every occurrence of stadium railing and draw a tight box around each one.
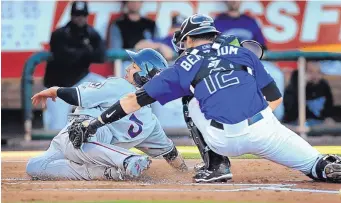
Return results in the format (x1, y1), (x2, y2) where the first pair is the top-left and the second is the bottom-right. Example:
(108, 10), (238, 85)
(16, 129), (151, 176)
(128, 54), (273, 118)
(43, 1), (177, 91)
(21, 50), (341, 141)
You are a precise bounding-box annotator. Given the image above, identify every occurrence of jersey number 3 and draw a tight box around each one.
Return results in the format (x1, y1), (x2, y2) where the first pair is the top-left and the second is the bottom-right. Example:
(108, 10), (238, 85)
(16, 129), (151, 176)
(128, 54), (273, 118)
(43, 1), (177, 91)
(128, 114), (143, 138)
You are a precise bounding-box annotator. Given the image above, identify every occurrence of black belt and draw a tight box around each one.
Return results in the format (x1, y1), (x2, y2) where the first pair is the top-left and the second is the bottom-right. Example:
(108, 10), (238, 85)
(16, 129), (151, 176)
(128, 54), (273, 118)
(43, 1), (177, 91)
(210, 112), (264, 130)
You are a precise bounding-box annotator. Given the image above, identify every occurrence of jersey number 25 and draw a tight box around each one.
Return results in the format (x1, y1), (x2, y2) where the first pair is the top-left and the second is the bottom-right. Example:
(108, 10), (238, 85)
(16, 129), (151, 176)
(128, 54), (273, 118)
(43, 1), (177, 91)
(128, 114), (143, 138)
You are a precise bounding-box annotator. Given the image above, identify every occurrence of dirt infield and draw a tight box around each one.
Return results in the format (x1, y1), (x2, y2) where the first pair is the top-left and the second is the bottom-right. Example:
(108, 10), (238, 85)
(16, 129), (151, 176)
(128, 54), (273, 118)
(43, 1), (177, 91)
(2, 156), (341, 203)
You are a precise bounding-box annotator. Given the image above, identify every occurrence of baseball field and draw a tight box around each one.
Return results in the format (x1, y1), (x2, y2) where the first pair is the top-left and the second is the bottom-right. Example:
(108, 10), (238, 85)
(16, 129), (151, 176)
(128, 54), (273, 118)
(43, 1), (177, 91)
(2, 146), (341, 203)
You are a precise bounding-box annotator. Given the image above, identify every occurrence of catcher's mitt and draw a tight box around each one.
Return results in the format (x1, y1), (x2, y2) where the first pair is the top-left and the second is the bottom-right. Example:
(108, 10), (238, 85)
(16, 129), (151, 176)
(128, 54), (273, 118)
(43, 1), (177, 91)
(68, 119), (92, 149)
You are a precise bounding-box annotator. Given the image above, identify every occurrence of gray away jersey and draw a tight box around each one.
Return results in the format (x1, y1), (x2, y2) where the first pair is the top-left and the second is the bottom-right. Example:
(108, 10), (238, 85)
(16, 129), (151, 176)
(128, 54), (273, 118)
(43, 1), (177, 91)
(71, 77), (158, 144)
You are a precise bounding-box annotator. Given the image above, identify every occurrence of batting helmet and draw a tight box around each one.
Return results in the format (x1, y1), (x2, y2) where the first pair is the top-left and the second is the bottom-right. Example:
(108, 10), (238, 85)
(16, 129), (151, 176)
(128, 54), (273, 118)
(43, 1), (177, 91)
(126, 48), (168, 87)
(172, 14), (220, 53)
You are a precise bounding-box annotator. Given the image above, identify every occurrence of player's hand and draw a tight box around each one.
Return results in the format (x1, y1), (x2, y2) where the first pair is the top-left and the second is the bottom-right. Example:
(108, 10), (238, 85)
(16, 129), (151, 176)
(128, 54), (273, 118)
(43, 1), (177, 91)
(31, 87), (59, 108)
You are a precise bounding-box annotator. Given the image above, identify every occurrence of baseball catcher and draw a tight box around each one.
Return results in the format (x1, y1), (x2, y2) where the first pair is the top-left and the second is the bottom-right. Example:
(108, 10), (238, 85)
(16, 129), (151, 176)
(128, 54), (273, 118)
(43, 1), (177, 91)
(180, 34), (265, 182)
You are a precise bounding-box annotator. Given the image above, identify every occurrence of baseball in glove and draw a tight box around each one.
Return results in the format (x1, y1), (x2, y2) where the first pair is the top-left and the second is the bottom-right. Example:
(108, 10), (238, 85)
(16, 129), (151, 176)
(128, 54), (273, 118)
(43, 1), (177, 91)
(68, 119), (95, 149)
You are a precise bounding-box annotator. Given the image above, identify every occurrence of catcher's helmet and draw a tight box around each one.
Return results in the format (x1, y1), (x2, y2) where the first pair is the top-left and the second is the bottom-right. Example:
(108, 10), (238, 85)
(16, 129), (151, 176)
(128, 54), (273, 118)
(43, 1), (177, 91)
(240, 40), (264, 59)
(126, 48), (168, 87)
(172, 14), (220, 53)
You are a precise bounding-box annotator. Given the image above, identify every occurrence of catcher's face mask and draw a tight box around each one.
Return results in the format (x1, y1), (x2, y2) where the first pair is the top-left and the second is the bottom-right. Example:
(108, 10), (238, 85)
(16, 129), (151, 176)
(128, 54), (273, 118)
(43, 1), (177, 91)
(172, 14), (219, 54)
(171, 30), (184, 54)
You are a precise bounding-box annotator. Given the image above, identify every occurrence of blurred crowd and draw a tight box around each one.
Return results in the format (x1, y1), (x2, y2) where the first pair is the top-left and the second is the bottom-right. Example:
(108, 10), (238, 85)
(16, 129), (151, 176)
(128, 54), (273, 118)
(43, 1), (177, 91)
(43, 1), (341, 132)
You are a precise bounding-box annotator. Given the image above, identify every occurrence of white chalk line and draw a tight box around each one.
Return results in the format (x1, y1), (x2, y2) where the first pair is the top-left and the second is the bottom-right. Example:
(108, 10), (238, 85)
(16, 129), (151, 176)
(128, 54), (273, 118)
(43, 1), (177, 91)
(186, 183), (295, 187)
(34, 187), (339, 194)
(1, 180), (295, 188)
(2, 160), (27, 163)
(3, 179), (337, 194)
(255, 186), (340, 194)
(2, 178), (31, 181)
(1, 178), (295, 187)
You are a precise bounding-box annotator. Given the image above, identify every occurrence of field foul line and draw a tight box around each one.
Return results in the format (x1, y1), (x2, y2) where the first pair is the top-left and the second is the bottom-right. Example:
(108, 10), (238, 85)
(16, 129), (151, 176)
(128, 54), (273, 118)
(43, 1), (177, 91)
(2, 160), (27, 163)
(3, 180), (336, 194)
(255, 186), (340, 194)
(1, 180), (295, 188)
(185, 183), (296, 187)
(2, 178), (31, 181)
(34, 187), (339, 194)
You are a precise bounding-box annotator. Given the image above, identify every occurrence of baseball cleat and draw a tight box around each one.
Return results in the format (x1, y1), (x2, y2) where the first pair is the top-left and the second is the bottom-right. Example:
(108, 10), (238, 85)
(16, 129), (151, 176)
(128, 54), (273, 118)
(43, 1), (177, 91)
(193, 163), (232, 183)
(124, 155), (152, 178)
(325, 163), (341, 183)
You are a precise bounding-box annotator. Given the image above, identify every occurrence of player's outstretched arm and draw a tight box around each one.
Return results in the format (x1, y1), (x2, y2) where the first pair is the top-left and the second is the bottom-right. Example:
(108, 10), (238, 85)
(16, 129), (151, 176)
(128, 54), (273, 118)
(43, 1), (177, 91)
(32, 87), (79, 108)
(32, 87), (59, 108)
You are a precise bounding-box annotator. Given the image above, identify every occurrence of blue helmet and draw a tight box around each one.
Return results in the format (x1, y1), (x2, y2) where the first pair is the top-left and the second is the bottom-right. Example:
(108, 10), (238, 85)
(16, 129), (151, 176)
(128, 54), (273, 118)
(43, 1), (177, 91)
(126, 48), (168, 87)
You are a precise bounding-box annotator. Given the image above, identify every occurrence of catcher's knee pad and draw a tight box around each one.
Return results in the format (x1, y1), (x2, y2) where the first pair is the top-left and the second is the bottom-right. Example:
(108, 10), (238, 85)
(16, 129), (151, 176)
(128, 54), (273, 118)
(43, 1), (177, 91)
(308, 154), (341, 182)
(163, 147), (188, 172)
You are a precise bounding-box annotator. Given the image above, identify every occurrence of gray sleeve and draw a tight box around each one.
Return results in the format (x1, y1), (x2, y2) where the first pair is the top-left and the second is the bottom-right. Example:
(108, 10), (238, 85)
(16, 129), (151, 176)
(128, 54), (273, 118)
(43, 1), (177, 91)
(109, 24), (123, 49)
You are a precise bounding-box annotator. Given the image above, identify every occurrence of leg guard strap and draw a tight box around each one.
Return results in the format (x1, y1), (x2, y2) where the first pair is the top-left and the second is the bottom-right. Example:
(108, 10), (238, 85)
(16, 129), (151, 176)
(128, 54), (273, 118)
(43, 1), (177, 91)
(163, 147), (188, 172)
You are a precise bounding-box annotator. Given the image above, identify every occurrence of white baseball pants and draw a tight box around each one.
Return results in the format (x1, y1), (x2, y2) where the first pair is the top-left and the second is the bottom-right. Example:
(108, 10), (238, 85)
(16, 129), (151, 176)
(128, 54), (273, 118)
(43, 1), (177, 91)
(188, 98), (320, 175)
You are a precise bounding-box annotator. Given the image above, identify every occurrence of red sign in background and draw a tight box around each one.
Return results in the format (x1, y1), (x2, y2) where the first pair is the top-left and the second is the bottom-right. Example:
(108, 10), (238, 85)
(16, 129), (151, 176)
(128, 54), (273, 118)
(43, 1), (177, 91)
(1, 1), (341, 79)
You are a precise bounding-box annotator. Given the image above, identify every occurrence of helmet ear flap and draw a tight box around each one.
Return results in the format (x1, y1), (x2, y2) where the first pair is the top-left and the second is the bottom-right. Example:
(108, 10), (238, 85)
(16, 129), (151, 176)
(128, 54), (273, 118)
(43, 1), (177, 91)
(133, 72), (147, 88)
(133, 68), (160, 87)
(148, 68), (160, 78)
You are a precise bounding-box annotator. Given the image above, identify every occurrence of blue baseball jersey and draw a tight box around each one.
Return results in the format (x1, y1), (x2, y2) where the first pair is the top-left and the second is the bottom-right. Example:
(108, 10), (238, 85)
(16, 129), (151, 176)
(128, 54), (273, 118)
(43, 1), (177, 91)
(143, 44), (274, 124)
(71, 77), (157, 143)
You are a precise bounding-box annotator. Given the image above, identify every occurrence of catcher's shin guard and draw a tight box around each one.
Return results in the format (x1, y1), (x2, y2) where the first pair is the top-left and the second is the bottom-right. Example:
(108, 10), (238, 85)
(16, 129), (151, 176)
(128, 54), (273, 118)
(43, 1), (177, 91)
(163, 147), (188, 172)
(308, 154), (341, 183)
(182, 96), (210, 169)
(190, 122), (211, 169)
(182, 96), (230, 171)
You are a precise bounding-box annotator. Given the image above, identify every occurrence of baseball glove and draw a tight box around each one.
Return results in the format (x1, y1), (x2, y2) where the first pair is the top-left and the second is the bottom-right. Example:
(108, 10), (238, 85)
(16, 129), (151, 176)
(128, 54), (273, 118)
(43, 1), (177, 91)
(68, 119), (92, 149)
